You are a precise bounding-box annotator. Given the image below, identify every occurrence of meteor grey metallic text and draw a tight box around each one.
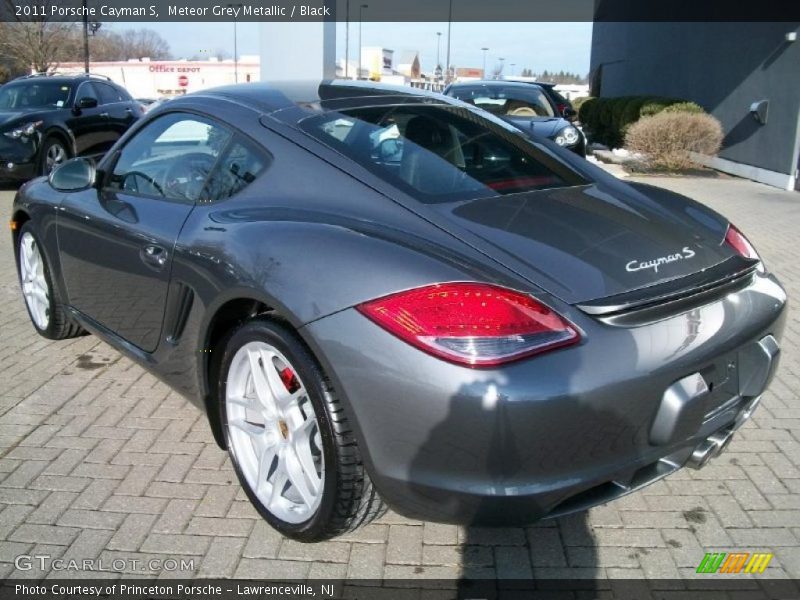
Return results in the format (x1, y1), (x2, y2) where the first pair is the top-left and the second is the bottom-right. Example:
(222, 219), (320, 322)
(11, 81), (786, 541)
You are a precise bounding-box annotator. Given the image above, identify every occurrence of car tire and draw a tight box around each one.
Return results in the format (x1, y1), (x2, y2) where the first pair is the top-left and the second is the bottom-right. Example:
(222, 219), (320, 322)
(16, 223), (85, 340)
(39, 137), (69, 176)
(218, 317), (386, 541)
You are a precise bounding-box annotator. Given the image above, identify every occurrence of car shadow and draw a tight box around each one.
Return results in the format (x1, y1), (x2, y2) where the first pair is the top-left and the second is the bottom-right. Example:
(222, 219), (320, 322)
(0, 181), (22, 192)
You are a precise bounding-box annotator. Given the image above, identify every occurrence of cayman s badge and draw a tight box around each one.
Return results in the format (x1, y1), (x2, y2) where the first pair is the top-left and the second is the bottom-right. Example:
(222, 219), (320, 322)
(626, 247), (696, 273)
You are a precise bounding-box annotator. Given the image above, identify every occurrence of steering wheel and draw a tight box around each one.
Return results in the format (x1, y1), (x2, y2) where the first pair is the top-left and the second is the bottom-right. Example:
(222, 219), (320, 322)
(507, 106), (538, 117)
(163, 152), (217, 200)
(122, 171), (164, 196)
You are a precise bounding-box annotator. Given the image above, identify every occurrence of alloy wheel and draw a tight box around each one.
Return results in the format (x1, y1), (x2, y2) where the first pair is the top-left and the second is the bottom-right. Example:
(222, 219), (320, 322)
(45, 143), (67, 173)
(225, 341), (324, 524)
(19, 232), (50, 330)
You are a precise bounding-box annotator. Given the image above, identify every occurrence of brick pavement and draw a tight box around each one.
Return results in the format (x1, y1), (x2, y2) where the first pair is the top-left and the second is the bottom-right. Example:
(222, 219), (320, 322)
(0, 175), (798, 583)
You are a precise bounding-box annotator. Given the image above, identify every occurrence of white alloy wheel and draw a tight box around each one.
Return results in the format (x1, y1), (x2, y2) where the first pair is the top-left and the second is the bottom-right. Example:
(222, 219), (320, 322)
(19, 231), (50, 330)
(44, 141), (67, 173)
(225, 341), (325, 524)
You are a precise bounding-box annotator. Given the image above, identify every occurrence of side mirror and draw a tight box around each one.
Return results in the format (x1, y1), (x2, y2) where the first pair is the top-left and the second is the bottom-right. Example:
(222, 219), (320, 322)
(49, 157), (96, 192)
(75, 97), (98, 110)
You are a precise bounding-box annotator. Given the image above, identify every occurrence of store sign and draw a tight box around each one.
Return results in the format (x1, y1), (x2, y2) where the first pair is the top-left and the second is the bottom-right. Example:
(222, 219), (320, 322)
(148, 64), (202, 73)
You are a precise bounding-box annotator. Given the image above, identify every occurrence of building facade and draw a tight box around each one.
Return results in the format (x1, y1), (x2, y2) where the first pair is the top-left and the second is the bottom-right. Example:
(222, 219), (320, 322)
(591, 22), (800, 191)
(56, 57), (261, 99)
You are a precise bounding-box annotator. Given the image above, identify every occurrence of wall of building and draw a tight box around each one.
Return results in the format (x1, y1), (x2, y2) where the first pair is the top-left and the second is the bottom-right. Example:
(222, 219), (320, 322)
(591, 22), (800, 180)
(259, 22), (335, 82)
(57, 58), (261, 98)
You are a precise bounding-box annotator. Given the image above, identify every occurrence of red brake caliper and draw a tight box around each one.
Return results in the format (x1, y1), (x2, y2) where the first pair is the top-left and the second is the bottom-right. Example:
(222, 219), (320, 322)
(279, 367), (300, 394)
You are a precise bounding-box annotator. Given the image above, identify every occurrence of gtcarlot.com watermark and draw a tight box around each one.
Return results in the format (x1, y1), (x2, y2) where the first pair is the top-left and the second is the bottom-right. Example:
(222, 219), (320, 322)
(14, 554), (195, 573)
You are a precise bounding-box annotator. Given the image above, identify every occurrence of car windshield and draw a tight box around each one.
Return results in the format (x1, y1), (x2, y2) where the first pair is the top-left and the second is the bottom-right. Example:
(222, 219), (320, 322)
(449, 86), (556, 118)
(300, 103), (585, 203)
(0, 81), (72, 110)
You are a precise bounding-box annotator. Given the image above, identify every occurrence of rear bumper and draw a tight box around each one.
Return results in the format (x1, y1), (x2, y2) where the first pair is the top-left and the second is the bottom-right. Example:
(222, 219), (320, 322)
(303, 271), (786, 525)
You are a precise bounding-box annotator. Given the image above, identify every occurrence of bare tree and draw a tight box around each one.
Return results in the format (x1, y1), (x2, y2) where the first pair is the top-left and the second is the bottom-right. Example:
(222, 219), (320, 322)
(0, 1), (77, 73)
(115, 28), (171, 60)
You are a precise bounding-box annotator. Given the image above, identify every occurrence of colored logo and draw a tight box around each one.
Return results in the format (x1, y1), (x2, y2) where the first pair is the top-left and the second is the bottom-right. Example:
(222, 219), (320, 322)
(696, 552), (773, 574)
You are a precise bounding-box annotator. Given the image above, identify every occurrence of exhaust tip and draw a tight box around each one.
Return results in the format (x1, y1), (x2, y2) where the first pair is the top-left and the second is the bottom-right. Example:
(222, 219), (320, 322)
(707, 429), (735, 457)
(687, 427), (737, 470)
(688, 439), (717, 470)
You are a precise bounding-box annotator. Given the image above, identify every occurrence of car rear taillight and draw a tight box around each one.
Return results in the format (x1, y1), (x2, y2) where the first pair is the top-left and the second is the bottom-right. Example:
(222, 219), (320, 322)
(724, 224), (760, 261)
(357, 282), (580, 367)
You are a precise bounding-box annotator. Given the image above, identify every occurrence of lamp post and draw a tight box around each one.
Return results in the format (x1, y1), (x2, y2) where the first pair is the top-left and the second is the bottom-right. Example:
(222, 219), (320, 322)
(345, 0), (350, 78)
(358, 4), (368, 80)
(445, 0), (453, 82)
(498, 57), (505, 79)
(81, 0), (101, 74)
(510, 63), (516, 76)
(436, 31), (442, 77)
(82, 0), (89, 73)
(228, 3), (243, 83)
(481, 47), (488, 79)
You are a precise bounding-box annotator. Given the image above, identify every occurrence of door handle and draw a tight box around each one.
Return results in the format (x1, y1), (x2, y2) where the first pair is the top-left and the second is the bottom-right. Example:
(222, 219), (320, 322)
(100, 112), (109, 118)
(141, 244), (168, 268)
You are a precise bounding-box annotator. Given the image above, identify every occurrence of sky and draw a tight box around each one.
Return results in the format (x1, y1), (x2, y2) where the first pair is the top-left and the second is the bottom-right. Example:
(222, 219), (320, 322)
(114, 21), (593, 76)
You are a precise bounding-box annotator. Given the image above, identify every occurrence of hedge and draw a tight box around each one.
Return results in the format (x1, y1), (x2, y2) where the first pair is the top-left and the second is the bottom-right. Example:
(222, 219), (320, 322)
(578, 96), (706, 148)
(625, 111), (723, 170)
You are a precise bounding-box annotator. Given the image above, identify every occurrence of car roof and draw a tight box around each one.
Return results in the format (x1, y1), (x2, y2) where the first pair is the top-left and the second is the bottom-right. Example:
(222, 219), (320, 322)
(447, 80), (546, 90)
(7, 74), (116, 86)
(176, 79), (449, 117)
(506, 80), (557, 88)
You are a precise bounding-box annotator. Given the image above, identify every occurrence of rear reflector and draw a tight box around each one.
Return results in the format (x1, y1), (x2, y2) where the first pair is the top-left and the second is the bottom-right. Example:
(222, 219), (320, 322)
(357, 282), (580, 367)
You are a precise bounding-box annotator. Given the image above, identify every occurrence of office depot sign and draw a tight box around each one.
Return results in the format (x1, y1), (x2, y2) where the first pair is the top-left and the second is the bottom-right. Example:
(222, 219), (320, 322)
(54, 58), (260, 98)
(148, 64), (202, 74)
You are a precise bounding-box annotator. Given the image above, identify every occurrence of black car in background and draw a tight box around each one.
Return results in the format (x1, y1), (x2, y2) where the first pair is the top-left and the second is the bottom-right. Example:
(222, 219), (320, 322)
(0, 73), (143, 181)
(443, 81), (586, 156)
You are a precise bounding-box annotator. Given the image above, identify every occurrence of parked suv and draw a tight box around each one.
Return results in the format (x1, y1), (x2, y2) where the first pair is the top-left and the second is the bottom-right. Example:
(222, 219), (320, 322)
(0, 73), (143, 181)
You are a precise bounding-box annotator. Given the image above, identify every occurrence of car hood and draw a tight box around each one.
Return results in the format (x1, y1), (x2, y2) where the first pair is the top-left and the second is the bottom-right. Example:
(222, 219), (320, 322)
(501, 115), (570, 138)
(429, 183), (735, 304)
(0, 108), (43, 129)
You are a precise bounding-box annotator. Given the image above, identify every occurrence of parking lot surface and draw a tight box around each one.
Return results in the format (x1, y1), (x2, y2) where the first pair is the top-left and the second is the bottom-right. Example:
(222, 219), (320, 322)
(0, 175), (798, 582)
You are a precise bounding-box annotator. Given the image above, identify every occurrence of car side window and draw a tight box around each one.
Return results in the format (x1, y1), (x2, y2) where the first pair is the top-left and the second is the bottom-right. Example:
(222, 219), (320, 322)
(202, 136), (271, 202)
(75, 82), (99, 104)
(106, 112), (232, 203)
(117, 86), (133, 102)
(96, 82), (122, 105)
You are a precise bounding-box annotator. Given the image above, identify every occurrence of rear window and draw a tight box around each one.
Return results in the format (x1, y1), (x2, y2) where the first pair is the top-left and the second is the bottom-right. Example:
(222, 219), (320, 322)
(449, 86), (556, 118)
(96, 82), (125, 104)
(300, 104), (585, 203)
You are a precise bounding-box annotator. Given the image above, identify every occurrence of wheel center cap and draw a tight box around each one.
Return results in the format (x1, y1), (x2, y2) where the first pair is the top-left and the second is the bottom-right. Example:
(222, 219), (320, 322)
(278, 420), (289, 439)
